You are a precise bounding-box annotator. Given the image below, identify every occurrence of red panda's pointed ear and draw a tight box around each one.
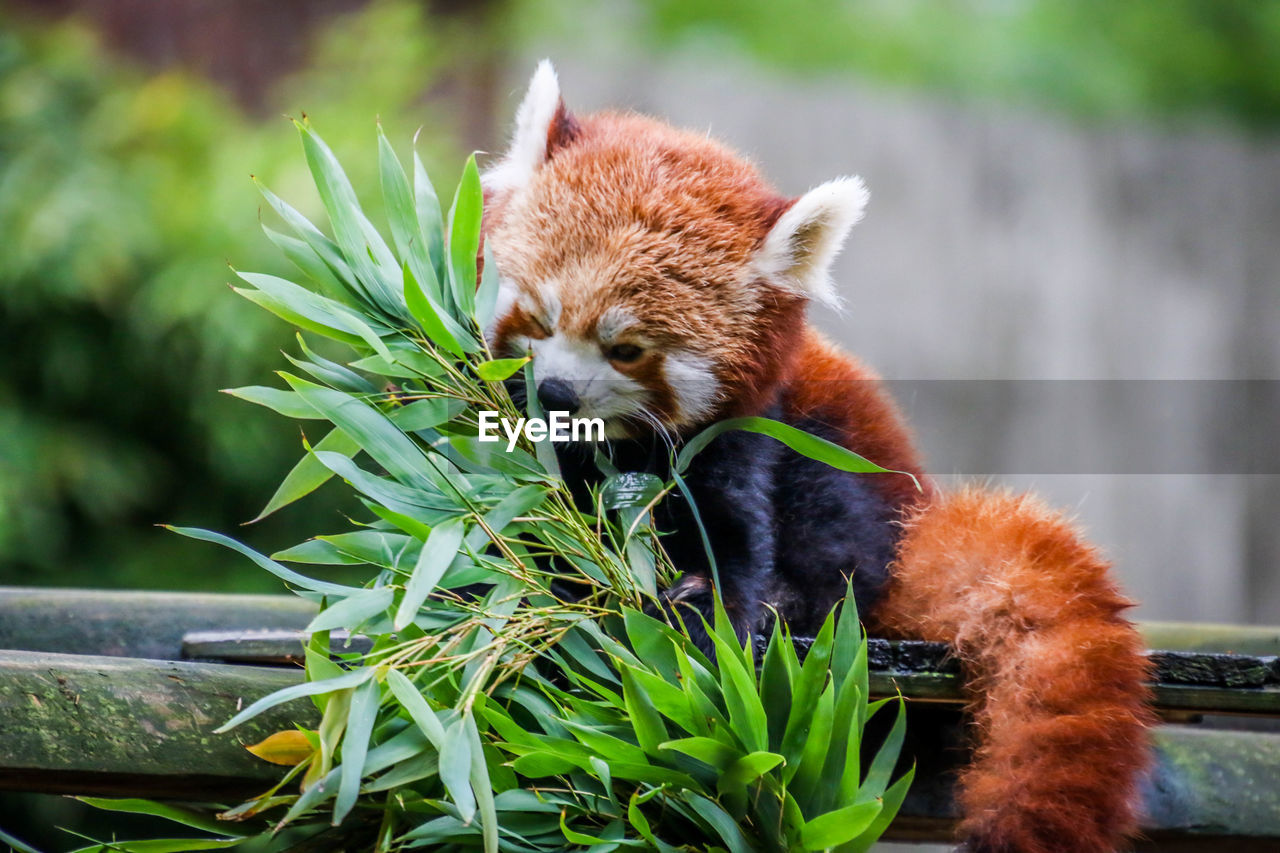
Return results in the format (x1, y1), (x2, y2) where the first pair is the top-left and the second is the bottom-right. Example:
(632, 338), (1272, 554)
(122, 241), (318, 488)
(483, 60), (577, 195)
(753, 176), (869, 308)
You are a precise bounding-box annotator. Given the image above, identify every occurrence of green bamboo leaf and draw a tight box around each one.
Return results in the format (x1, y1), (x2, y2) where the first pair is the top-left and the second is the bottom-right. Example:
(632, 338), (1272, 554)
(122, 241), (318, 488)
(334, 676), (381, 824)
(716, 751), (784, 796)
(676, 416), (919, 491)
(446, 154), (482, 315)
(76, 799), (245, 838)
(281, 373), (434, 490)
(235, 270), (394, 362)
(395, 517), (466, 629)
(790, 682), (836, 808)
(509, 751), (579, 778)
(213, 667), (373, 733)
(233, 286), (363, 348)
(618, 666), (700, 735)
(256, 179), (358, 294)
(474, 356), (530, 381)
(262, 223), (346, 295)
(760, 621), (793, 752)
(626, 789), (681, 853)
(440, 716), (476, 823)
(706, 628), (768, 754)
(683, 794), (752, 853)
(839, 766), (915, 853)
(377, 126), (436, 300)
(296, 121), (402, 317)
(861, 697), (908, 797)
(68, 840), (244, 853)
(465, 713), (499, 853)
(308, 587), (394, 633)
(413, 151), (447, 283)
(385, 669), (446, 749)
(601, 472), (664, 510)
(620, 666), (668, 755)
(781, 610), (836, 778)
(404, 261), (469, 357)
(223, 386), (326, 420)
(0, 827), (40, 853)
(286, 334), (377, 392)
(799, 799), (882, 850)
(657, 736), (739, 770)
(251, 428), (361, 523)
(166, 527), (356, 597)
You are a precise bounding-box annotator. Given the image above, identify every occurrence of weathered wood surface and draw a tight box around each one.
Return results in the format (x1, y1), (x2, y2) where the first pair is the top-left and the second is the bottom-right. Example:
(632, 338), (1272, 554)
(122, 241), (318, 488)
(0, 648), (1276, 844)
(4, 588), (1278, 714)
(0, 649), (315, 799)
(0, 587), (316, 660)
(181, 629), (1280, 716)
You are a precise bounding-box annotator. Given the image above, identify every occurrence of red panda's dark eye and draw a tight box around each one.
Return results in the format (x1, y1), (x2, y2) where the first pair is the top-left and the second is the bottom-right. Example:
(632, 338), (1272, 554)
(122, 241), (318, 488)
(605, 343), (644, 363)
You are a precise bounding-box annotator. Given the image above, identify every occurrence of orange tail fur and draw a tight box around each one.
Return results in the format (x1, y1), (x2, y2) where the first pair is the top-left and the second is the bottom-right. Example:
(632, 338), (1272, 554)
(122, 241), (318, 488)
(872, 486), (1154, 853)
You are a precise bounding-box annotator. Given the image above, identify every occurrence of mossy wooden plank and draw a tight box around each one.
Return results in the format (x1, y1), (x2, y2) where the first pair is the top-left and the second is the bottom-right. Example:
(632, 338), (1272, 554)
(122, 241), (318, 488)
(0, 587), (316, 660)
(0, 649), (311, 799)
(181, 629), (1280, 715)
(1141, 622), (1280, 656)
(887, 725), (1280, 843)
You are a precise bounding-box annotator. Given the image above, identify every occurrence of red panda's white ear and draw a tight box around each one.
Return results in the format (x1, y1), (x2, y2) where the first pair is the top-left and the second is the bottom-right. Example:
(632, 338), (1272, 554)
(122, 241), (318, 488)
(483, 60), (566, 195)
(753, 176), (869, 307)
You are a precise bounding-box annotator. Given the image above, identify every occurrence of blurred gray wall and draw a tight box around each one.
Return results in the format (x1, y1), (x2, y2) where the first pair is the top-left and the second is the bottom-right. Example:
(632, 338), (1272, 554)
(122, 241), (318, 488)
(502, 46), (1280, 625)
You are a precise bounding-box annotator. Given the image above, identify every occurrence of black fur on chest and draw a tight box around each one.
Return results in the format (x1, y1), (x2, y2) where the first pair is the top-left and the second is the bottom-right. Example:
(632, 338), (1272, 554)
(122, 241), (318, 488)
(553, 417), (903, 639)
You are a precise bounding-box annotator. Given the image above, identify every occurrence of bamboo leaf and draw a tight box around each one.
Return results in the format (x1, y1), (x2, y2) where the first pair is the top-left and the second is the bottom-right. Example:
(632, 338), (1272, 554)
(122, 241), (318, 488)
(166, 527), (357, 597)
(213, 667), (373, 733)
(334, 676), (381, 824)
(440, 716), (477, 823)
(799, 800), (882, 850)
(251, 427), (361, 523)
(76, 799), (246, 838)
(245, 730), (315, 767)
(395, 517), (466, 629)
(676, 416), (919, 492)
(474, 356), (530, 381)
(446, 154), (482, 315)
(308, 587), (394, 633)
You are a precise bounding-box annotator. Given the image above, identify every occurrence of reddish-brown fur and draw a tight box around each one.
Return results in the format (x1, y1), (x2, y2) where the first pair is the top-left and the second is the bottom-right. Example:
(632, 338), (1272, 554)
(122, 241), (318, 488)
(484, 83), (1153, 851)
(874, 489), (1154, 852)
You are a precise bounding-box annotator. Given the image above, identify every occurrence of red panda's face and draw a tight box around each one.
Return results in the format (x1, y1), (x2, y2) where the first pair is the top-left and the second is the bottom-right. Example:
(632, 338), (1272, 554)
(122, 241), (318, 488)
(482, 63), (869, 438)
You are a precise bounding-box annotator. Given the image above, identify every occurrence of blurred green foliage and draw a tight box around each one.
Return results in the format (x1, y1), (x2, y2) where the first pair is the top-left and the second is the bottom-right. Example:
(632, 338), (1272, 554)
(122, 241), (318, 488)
(631, 0), (1280, 129)
(2, 0), (1276, 592)
(0, 1), (461, 591)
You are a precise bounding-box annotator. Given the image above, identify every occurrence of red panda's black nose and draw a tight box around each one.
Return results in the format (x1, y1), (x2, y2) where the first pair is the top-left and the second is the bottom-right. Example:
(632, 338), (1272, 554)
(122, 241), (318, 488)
(537, 379), (581, 415)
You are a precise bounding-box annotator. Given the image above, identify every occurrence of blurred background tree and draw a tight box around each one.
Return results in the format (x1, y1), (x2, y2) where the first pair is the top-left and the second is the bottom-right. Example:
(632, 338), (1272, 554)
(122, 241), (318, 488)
(2, 0), (1276, 594)
(1, 0), (1278, 847)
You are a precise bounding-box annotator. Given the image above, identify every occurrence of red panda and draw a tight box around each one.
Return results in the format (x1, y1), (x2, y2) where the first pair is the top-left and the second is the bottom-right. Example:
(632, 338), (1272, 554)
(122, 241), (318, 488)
(481, 62), (1153, 853)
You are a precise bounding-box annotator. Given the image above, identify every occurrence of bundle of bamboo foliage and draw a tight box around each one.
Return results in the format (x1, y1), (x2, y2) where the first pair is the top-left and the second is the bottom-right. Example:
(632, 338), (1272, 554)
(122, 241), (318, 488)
(79, 122), (912, 853)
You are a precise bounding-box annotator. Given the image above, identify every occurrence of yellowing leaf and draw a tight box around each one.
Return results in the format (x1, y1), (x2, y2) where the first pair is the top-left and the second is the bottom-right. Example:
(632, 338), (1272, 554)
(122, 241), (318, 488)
(475, 356), (530, 381)
(245, 729), (315, 766)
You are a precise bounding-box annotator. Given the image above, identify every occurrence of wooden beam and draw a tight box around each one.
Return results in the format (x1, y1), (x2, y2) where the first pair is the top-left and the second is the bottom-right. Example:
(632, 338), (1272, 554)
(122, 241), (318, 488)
(0, 587), (316, 661)
(0, 649), (315, 799)
(0, 649), (1276, 842)
(182, 630), (1280, 716)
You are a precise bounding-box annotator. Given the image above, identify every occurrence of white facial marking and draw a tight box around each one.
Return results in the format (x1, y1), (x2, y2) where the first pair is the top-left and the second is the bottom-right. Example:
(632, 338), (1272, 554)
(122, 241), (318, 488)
(663, 351), (720, 425)
(529, 334), (648, 425)
(596, 305), (637, 343)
